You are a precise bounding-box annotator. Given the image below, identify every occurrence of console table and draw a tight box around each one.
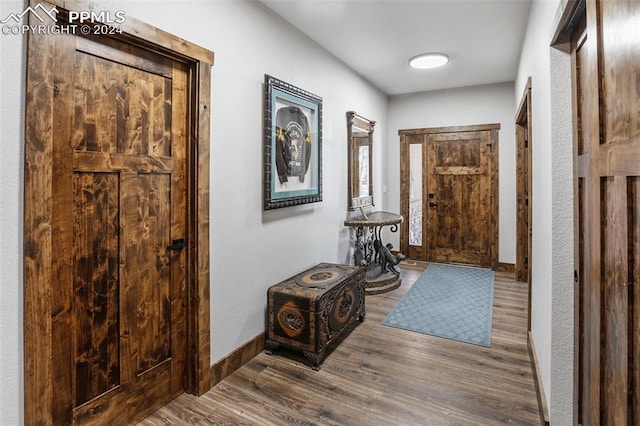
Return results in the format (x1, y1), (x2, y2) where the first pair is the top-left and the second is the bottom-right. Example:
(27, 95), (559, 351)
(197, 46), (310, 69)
(344, 211), (405, 294)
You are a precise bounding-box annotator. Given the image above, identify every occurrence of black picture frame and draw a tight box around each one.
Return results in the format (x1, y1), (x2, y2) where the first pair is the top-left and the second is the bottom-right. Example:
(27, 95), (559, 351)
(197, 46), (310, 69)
(264, 74), (323, 210)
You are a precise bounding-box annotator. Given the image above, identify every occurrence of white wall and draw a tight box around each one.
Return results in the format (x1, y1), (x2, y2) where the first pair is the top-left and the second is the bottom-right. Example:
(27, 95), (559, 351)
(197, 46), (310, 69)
(0, 1), (387, 423)
(386, 82), (517, 264)
(195, 1), (388, 363)
(0, 0), (26, 423)
(515, 0), (575, 423)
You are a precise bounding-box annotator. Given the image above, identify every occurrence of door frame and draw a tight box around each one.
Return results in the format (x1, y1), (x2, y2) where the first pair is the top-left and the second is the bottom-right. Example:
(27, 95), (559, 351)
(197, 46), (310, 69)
(399, 123), (500, 269)
(23, 1), (214, 423)
(515, 77), (533, 329)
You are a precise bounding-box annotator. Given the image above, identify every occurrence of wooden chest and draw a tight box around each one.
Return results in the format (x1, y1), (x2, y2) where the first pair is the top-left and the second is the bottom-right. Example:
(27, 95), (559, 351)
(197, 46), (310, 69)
(266, 263), (365, 370)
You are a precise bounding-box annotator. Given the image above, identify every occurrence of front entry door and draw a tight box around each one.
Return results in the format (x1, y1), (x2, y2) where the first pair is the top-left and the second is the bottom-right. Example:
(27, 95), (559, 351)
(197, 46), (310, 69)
(400, 124), (498, 268)
(52, 33), (188, 424)
(426, 130), (494, 266)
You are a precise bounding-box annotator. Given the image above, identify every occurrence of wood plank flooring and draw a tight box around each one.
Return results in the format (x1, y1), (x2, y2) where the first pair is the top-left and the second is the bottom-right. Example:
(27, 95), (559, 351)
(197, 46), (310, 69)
(138, 261), (541, 425)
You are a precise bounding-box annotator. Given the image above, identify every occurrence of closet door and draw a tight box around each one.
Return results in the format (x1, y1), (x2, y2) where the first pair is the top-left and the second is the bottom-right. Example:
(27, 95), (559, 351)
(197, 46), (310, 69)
(23, 2), (215, 423)
(569, 0), (640, 423)
(55, 33), (189, 425)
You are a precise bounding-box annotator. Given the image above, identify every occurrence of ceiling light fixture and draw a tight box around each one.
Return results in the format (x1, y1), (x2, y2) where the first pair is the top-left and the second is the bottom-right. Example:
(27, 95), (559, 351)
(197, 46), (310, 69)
(409, 53), (449, 69)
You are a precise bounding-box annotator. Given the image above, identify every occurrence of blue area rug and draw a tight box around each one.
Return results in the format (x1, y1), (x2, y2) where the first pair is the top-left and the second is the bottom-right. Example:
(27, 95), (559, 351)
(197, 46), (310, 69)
(382, 263), (495, 347)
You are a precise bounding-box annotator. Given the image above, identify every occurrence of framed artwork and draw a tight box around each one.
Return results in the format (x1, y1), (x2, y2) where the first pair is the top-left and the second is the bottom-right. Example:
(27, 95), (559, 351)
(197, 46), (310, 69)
(264, 74), (323, 210)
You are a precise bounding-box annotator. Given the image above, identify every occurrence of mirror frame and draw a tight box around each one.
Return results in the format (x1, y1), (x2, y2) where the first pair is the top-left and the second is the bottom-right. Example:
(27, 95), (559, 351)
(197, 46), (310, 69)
(347, 111), (375, 210)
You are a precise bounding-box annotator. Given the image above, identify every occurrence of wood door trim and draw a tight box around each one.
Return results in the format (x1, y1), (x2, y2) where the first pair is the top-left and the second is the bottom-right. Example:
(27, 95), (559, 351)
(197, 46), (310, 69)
(515, 77), (533, 330)
(550, 0), (585, 47)
(399, 123), (500, 135)
(489, 127), (500, 270)
(23, 1), (213, 423)
(528, 332), (551, 425)
(516, 78), (533, 124)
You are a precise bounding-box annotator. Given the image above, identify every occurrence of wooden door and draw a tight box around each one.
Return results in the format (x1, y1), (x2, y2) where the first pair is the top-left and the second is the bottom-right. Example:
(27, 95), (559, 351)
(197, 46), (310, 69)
(561, 0), (640, 423)
(61, 34), (188, 424)
(26, 24), (191, 426)
(426, 129), (495, 267)
(24, 2), (214, 424)
(399, 124), (499, 268)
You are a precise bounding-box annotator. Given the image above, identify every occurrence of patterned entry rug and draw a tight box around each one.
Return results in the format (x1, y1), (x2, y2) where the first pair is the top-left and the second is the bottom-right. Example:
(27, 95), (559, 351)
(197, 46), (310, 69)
(382, 263), (495, 347)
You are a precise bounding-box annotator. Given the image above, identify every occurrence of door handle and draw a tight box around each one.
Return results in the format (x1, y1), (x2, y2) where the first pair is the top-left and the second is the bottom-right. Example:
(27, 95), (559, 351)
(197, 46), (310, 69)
(428, 202), (438, 208)
(167, 238), (185, 251)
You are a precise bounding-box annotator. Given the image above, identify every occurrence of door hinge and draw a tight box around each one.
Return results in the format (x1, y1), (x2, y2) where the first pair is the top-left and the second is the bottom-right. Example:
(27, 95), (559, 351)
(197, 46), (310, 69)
(525, 198), (529, 207)
(524, 139), (528, 148)
(574, 269), (579, 283)
(524, 256), (528, 268)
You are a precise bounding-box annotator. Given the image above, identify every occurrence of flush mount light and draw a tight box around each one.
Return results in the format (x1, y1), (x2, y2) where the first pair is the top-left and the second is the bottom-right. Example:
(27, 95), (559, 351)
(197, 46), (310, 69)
(409, 53), (449, 69)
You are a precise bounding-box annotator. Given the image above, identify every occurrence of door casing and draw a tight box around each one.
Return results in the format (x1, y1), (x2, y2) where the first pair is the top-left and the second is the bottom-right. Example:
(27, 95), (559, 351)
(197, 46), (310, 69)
(515, 77), (533, 330)
(23, 1), (214, 423)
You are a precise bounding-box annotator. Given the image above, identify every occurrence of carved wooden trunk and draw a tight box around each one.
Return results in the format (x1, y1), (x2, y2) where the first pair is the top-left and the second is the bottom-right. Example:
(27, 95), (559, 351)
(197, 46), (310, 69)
(266, 263), (365, 370)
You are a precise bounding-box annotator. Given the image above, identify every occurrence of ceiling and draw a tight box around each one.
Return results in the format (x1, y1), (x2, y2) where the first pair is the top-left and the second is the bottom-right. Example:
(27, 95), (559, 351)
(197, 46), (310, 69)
(260, 0), (532, 96)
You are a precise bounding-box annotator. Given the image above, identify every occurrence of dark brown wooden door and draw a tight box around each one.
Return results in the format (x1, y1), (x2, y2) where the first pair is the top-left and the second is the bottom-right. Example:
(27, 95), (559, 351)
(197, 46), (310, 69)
(568, 0), (640, 424)
(426, 130), (494, 267)
(51, 33), (188, 424)
(399, 125), (498, 267)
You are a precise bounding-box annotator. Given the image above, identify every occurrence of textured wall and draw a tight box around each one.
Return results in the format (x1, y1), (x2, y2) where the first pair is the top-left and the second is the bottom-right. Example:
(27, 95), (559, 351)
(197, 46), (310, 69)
(549, 43), (575, 426)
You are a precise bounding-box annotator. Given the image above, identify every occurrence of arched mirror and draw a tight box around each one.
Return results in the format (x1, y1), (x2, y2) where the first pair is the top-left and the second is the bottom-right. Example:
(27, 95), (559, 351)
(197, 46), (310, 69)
(347, 111), (375, 210)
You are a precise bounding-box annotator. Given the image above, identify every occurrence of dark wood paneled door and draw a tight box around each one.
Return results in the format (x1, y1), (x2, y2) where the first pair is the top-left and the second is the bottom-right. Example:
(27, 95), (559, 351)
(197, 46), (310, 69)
(562, 0), (640, 423)
(426, 131), (493, 266)
(51, 33), (188, 424)
(400, 124), (499, 268)
(515, 79), (532, 287)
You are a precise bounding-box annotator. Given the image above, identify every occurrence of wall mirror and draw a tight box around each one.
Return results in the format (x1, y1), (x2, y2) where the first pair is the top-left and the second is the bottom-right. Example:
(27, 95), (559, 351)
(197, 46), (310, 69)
(347, 111), (375, 210)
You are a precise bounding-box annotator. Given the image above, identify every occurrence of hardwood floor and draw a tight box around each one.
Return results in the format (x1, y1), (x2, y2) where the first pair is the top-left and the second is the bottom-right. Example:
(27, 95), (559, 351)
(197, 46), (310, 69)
(139, 262), (540, 425)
